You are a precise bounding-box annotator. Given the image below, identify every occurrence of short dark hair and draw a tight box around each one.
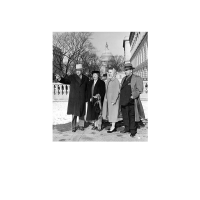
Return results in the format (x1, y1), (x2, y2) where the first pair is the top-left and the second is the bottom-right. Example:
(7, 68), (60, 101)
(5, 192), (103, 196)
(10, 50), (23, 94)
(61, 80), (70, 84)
(103, 73), (107, 77)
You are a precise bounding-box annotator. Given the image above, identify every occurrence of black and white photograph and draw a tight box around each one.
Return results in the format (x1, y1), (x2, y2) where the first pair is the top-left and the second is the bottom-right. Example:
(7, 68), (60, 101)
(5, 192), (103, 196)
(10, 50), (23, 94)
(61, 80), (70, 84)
(1, 0), (200, 199)
(53, 32), (148, 141)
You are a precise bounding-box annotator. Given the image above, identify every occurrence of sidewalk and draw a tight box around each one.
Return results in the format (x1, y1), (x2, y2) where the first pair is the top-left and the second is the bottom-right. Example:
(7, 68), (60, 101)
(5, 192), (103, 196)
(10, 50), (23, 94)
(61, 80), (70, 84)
(53, 121), (148, 142)
(53, 101), (148, 141)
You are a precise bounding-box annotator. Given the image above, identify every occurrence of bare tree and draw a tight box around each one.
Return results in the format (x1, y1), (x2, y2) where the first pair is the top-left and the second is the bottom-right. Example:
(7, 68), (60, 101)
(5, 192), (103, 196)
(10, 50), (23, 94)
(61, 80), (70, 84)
(109, 55), (124, 72)
(80, 51), (101, 73)
(53, 32), (95, 75)
(52, 46), (65, 81)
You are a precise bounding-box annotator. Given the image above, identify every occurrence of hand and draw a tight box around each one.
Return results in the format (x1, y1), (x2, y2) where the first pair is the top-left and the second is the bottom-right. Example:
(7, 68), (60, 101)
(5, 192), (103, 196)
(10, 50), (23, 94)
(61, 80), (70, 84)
(111, 102), (115, 105)
(55, 74), (61, 81)
(130, 95), (134, 99)
(90, 98), (93, 102)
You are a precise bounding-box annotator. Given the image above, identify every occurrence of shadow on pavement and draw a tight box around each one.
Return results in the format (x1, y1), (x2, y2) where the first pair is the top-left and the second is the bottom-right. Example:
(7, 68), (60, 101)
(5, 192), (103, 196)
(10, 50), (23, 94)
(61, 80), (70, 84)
(53, 119), (147, 133)
(53, 122), (72, 132)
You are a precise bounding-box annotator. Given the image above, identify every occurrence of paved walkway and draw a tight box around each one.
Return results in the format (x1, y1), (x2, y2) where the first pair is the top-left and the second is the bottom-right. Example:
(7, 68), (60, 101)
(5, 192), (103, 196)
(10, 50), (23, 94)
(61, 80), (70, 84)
(53, 120), (148, 142)
(53, 101), (148, 141)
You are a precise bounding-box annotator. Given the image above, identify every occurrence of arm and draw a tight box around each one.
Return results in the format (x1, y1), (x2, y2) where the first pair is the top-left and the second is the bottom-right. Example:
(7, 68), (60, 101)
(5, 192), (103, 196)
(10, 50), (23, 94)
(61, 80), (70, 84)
(59, 74), (71, 85)
(132, 76), (143, 99)
(112, 79), (120, 104)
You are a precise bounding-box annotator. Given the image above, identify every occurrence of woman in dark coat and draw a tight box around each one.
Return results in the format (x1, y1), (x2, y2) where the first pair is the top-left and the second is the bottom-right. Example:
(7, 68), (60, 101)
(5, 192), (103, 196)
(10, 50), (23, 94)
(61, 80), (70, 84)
(86, 71), (105, 130)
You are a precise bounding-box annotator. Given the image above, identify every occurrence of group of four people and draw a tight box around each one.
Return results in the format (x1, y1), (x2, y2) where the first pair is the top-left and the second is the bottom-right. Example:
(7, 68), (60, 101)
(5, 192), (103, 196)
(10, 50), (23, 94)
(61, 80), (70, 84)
(55, 62), (145, 138)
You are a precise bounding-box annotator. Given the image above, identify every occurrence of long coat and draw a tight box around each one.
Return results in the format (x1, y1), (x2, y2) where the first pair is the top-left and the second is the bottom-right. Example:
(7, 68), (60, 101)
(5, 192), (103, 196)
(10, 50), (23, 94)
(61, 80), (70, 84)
(120, 74), (145, 121)
(60, 74), (89, 117)
(102, 78), (120, 122)
(86, 79), (105, 121)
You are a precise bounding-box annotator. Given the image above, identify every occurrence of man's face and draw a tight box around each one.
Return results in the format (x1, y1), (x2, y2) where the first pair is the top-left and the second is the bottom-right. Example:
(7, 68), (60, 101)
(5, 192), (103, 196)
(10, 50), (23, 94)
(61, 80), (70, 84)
(93, 73), (99, 80)
(125, 69), (132, 76)
(108, 70), (113, 78)
(76, 70), (82, 76)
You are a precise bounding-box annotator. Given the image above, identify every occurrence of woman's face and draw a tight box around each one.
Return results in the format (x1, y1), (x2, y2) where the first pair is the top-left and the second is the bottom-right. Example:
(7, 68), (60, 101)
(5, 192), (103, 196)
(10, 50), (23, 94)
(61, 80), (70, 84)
(108, 70), (113, 78)
(93, 73), (99, 80)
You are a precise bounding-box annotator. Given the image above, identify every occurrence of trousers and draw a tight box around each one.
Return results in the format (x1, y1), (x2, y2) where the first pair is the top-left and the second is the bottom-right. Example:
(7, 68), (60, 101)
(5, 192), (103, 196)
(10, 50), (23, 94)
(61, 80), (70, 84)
(72, 115), (84, 130)
(121, 102), (137, 134)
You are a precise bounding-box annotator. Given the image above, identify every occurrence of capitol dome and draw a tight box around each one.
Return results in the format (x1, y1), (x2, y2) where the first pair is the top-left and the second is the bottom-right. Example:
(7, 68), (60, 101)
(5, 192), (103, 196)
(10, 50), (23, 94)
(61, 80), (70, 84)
(100, 43), (114, 62)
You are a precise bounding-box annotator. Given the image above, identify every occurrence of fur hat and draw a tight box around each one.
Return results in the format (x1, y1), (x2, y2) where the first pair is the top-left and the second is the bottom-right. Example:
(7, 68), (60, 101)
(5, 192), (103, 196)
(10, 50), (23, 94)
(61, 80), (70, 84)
(92, 70), (100, 75)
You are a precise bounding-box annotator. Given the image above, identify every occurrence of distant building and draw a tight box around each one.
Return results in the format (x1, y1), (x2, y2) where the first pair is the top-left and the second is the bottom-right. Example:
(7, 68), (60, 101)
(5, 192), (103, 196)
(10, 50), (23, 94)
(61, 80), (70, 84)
(123, 32), (148, 81)
(123, 32), (148, 99)
(99, 43), (114, 75)
(129, 32), (148, 81)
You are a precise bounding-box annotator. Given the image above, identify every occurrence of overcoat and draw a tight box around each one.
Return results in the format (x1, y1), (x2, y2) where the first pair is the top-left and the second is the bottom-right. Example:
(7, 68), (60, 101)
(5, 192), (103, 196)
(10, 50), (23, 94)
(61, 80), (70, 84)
(86, 79), (105, 121)
(60, 74), (89, 117)
(102, 78), (120, 122)
(120, 74), (145, 121)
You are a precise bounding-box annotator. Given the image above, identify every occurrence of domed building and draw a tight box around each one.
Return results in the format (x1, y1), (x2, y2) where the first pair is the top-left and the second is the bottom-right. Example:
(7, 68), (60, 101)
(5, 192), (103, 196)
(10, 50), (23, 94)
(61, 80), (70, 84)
(99, 43), (114, 75)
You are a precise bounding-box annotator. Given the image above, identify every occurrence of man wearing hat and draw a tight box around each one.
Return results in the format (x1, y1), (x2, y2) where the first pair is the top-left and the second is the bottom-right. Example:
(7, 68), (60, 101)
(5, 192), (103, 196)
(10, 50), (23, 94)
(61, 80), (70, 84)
(55, 64), (89, 132)
(119, 63), (145, 137)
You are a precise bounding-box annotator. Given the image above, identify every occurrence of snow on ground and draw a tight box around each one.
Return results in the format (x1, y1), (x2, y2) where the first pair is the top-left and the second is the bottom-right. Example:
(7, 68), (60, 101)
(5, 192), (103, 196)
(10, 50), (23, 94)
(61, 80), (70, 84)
(53, 101), (148, 125)
(53, 102), (71, 125)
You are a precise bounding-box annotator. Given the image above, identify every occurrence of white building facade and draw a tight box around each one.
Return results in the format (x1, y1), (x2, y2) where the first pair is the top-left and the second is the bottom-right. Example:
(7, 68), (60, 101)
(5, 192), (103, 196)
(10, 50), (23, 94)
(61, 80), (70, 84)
(129, 32), (148, 81)
(123, 32), (148, 100)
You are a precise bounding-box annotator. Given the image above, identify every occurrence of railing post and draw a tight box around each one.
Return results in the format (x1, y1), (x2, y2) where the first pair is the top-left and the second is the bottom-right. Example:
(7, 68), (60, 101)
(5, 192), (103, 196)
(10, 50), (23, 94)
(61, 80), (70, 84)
(53, 83), (69, 101)
(63, 85), (66, 95)
(55, 84), (58, 95)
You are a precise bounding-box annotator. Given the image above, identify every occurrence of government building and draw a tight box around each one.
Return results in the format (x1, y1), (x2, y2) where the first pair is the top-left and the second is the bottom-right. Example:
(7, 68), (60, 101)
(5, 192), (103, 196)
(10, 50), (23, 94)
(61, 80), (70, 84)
(123, 32), (148, 96)
(99, 43), (114, 75)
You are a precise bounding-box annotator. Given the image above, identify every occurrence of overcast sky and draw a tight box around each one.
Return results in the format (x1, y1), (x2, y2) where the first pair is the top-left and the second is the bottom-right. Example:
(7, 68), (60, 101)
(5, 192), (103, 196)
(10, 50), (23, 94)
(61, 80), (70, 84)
(90, 32), (129, 57)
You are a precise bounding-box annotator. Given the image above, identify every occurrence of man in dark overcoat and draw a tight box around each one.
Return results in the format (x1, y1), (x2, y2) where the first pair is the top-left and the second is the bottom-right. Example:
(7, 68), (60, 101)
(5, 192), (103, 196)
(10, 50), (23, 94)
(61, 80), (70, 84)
(55, 64), (89, 132)
(119, 63), (145, 137)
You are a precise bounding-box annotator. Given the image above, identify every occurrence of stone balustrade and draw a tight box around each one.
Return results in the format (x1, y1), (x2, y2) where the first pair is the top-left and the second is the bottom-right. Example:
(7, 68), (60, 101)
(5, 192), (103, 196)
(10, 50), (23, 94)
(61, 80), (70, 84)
(53, 83), (69, 101)
(52, 79), (147, 101)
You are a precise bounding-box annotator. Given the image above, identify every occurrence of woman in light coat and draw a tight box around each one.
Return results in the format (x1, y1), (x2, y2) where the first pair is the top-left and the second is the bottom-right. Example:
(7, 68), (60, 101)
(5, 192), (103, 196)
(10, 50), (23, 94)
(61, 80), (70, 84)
(102, 68), (120, 133)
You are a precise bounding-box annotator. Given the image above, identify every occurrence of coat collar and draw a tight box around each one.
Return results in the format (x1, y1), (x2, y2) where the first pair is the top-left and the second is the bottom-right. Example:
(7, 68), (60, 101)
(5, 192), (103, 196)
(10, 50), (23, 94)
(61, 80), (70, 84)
(80, 74), (86, 86)
(74, 74), (86, 86)
(121, 75), (132, 89)
(91, 78), (101, 93)
(74, 74), (81, 84)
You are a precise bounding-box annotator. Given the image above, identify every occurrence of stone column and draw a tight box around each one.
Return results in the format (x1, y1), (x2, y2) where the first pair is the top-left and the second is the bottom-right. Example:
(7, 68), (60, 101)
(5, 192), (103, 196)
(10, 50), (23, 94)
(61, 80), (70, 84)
(123, 36), (131, 64)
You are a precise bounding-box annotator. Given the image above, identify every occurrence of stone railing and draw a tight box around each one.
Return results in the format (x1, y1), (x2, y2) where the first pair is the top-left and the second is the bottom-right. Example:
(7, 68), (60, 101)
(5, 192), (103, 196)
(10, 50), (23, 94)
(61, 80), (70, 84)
(140, 81), (148, 101)
(53, 80), (147, 101)
(53, 83), (69, 101)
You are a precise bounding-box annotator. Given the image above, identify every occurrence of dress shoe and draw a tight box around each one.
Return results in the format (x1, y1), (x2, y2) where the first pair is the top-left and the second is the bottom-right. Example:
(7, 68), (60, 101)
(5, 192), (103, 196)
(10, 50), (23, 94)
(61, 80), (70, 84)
(130, 133), (136, 137)
(91, 126), (97, 130)
(120, 130), (129, 133)
(107, 128), (116, 133)
(79, 127), (84, 131)
(72, 129), (76, 132)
